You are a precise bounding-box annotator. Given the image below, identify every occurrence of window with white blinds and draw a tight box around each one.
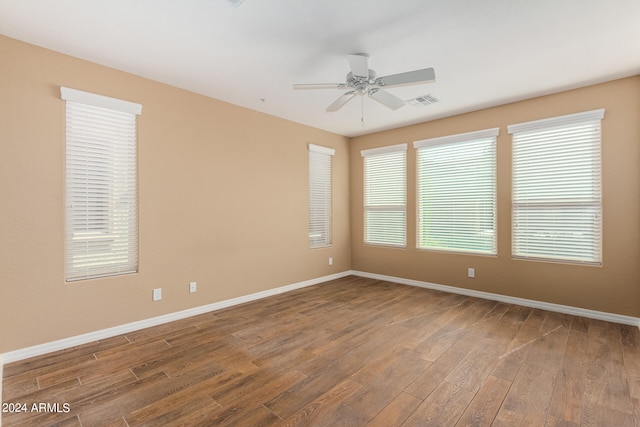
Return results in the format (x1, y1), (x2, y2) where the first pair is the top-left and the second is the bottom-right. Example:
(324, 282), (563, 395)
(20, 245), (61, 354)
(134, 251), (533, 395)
(62, 87), (141, 281)
(362, 144), (407, 247)
(509, 109), (604, 265)
(414, 128), (498, 255)
(308, 144), (335, 249)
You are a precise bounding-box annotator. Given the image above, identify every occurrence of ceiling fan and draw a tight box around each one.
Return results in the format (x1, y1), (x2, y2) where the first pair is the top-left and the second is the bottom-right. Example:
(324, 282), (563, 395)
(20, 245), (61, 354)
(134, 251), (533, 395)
(293, 53), (436, 112)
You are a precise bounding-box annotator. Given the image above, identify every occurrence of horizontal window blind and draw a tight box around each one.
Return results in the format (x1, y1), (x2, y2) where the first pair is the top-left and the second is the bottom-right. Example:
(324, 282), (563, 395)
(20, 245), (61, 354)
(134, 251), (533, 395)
(509, 109), (604, 264)
(362, 144), (407, 247)
(414, 128), (498, 254)
(308, 144), (334, 249)
(62, 87), (141, 281)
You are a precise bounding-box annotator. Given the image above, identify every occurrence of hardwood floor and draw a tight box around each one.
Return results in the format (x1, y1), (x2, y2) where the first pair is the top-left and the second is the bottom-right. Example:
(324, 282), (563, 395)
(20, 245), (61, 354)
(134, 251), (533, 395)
(3, 276), (640, 426)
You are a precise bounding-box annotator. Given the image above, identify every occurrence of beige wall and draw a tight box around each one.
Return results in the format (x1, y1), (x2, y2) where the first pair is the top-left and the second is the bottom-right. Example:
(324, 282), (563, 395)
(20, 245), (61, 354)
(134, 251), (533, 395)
(1, 34), (639, 356)
(350, 76), (640, 317)
(0, 36), (351, 354)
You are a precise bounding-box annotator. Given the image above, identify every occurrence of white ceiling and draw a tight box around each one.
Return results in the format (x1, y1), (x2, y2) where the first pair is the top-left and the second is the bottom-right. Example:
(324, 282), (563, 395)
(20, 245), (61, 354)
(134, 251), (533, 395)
(1, 0), (639, 137)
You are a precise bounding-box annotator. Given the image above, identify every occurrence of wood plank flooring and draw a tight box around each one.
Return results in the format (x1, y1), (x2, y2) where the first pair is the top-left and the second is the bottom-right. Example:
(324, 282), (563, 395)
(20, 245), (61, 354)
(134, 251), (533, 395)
(3, 276), (640, 426)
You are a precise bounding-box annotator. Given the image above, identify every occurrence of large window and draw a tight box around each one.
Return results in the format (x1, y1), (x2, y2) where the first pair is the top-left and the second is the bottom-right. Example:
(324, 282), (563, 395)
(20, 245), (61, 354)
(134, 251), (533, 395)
(62, 87), (141, 281)
(362, 144), (407, 247)
(509, 109), (604, 265)
(308, 144), (335, 248)
(414, 128), (498, 255)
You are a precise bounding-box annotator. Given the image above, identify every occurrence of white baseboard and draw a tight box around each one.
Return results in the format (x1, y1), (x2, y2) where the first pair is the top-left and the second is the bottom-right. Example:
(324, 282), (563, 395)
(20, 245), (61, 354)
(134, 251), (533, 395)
(351, 270), (640, 327)
(1, 271), (351, 365)
(3, 269), (638, 367)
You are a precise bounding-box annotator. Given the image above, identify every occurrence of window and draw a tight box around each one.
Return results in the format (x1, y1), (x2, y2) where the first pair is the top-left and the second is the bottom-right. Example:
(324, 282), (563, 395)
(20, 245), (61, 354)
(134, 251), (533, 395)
(509, 109), (604, 264)
(62, 87), (141, 281)
(308, 144), (334, 248)
(362, 144), (407, 247)
(414, 128), (498, 255)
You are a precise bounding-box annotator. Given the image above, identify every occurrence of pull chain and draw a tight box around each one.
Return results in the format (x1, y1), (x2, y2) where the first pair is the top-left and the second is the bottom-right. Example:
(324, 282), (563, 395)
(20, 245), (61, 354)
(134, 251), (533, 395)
(361, 95), (365, 127)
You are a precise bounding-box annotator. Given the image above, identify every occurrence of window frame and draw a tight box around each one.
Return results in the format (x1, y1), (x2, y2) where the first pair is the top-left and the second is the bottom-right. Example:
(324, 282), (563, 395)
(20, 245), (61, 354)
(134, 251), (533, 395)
(508, 109), (604, 265)
(308, 143), (335, 249)
(413, 128), (498, 255)
(62, 87), (141, 281)
(361, 143), (407, 248)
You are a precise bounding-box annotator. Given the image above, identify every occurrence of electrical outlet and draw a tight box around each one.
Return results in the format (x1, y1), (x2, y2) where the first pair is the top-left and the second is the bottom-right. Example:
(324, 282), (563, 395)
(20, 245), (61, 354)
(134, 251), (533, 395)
(189, 281), (197, 293)
(152, 288), (162, 301)
(329, 257), (333, 266)
(468, 268), (475, 278)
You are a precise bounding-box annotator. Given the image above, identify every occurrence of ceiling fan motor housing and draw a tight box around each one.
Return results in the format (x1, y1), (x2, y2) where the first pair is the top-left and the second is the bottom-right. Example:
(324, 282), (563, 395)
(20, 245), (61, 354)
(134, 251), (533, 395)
(347, 70), (377, 95)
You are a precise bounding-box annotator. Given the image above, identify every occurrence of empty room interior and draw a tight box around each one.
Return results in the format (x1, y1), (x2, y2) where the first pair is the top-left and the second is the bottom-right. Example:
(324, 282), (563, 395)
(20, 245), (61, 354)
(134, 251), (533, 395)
(1, 1), (640, 426)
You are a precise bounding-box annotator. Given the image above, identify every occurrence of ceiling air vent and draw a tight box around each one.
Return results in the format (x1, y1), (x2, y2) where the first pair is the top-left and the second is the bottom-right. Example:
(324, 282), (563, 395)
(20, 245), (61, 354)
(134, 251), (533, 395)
(226, 0), (246, 6)
(408, 94), (439, 107)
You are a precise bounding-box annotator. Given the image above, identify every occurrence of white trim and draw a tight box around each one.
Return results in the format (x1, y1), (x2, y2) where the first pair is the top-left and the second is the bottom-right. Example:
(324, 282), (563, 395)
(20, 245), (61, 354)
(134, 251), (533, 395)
(350, 270), (640, 327)
(61, 87), (142, 115)
(1, 271), (351, 364)
(3, 269), (638, 364)
(507, 108), (604, 134)
(413, 127), (499, 149)
(361, 143), (407, 157)
(308, 143), (335, 156)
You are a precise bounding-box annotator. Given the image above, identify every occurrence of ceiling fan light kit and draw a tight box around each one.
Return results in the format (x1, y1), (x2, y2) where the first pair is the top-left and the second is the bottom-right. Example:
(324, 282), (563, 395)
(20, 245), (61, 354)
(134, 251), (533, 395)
(293, 53), (436, 113)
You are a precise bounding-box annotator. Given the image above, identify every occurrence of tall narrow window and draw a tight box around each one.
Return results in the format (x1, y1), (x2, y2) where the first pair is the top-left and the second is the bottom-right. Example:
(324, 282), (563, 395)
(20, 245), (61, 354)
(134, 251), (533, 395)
(362, 144), (407, 247)
(308, 144), (335, 248)
(414, 128), (498, 255)
(509, 109), (604, 265)
(62, 87), (141, 281)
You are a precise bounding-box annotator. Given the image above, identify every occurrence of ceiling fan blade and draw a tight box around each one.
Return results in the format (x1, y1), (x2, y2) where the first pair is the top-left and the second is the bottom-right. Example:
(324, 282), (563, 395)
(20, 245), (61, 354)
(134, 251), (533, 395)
(326, 91), (356, 112)
(376, 67), (436, 87)
(293, 83), (346, 90)
(347, 53), (370, 78)
(369, 89), (405, 110)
